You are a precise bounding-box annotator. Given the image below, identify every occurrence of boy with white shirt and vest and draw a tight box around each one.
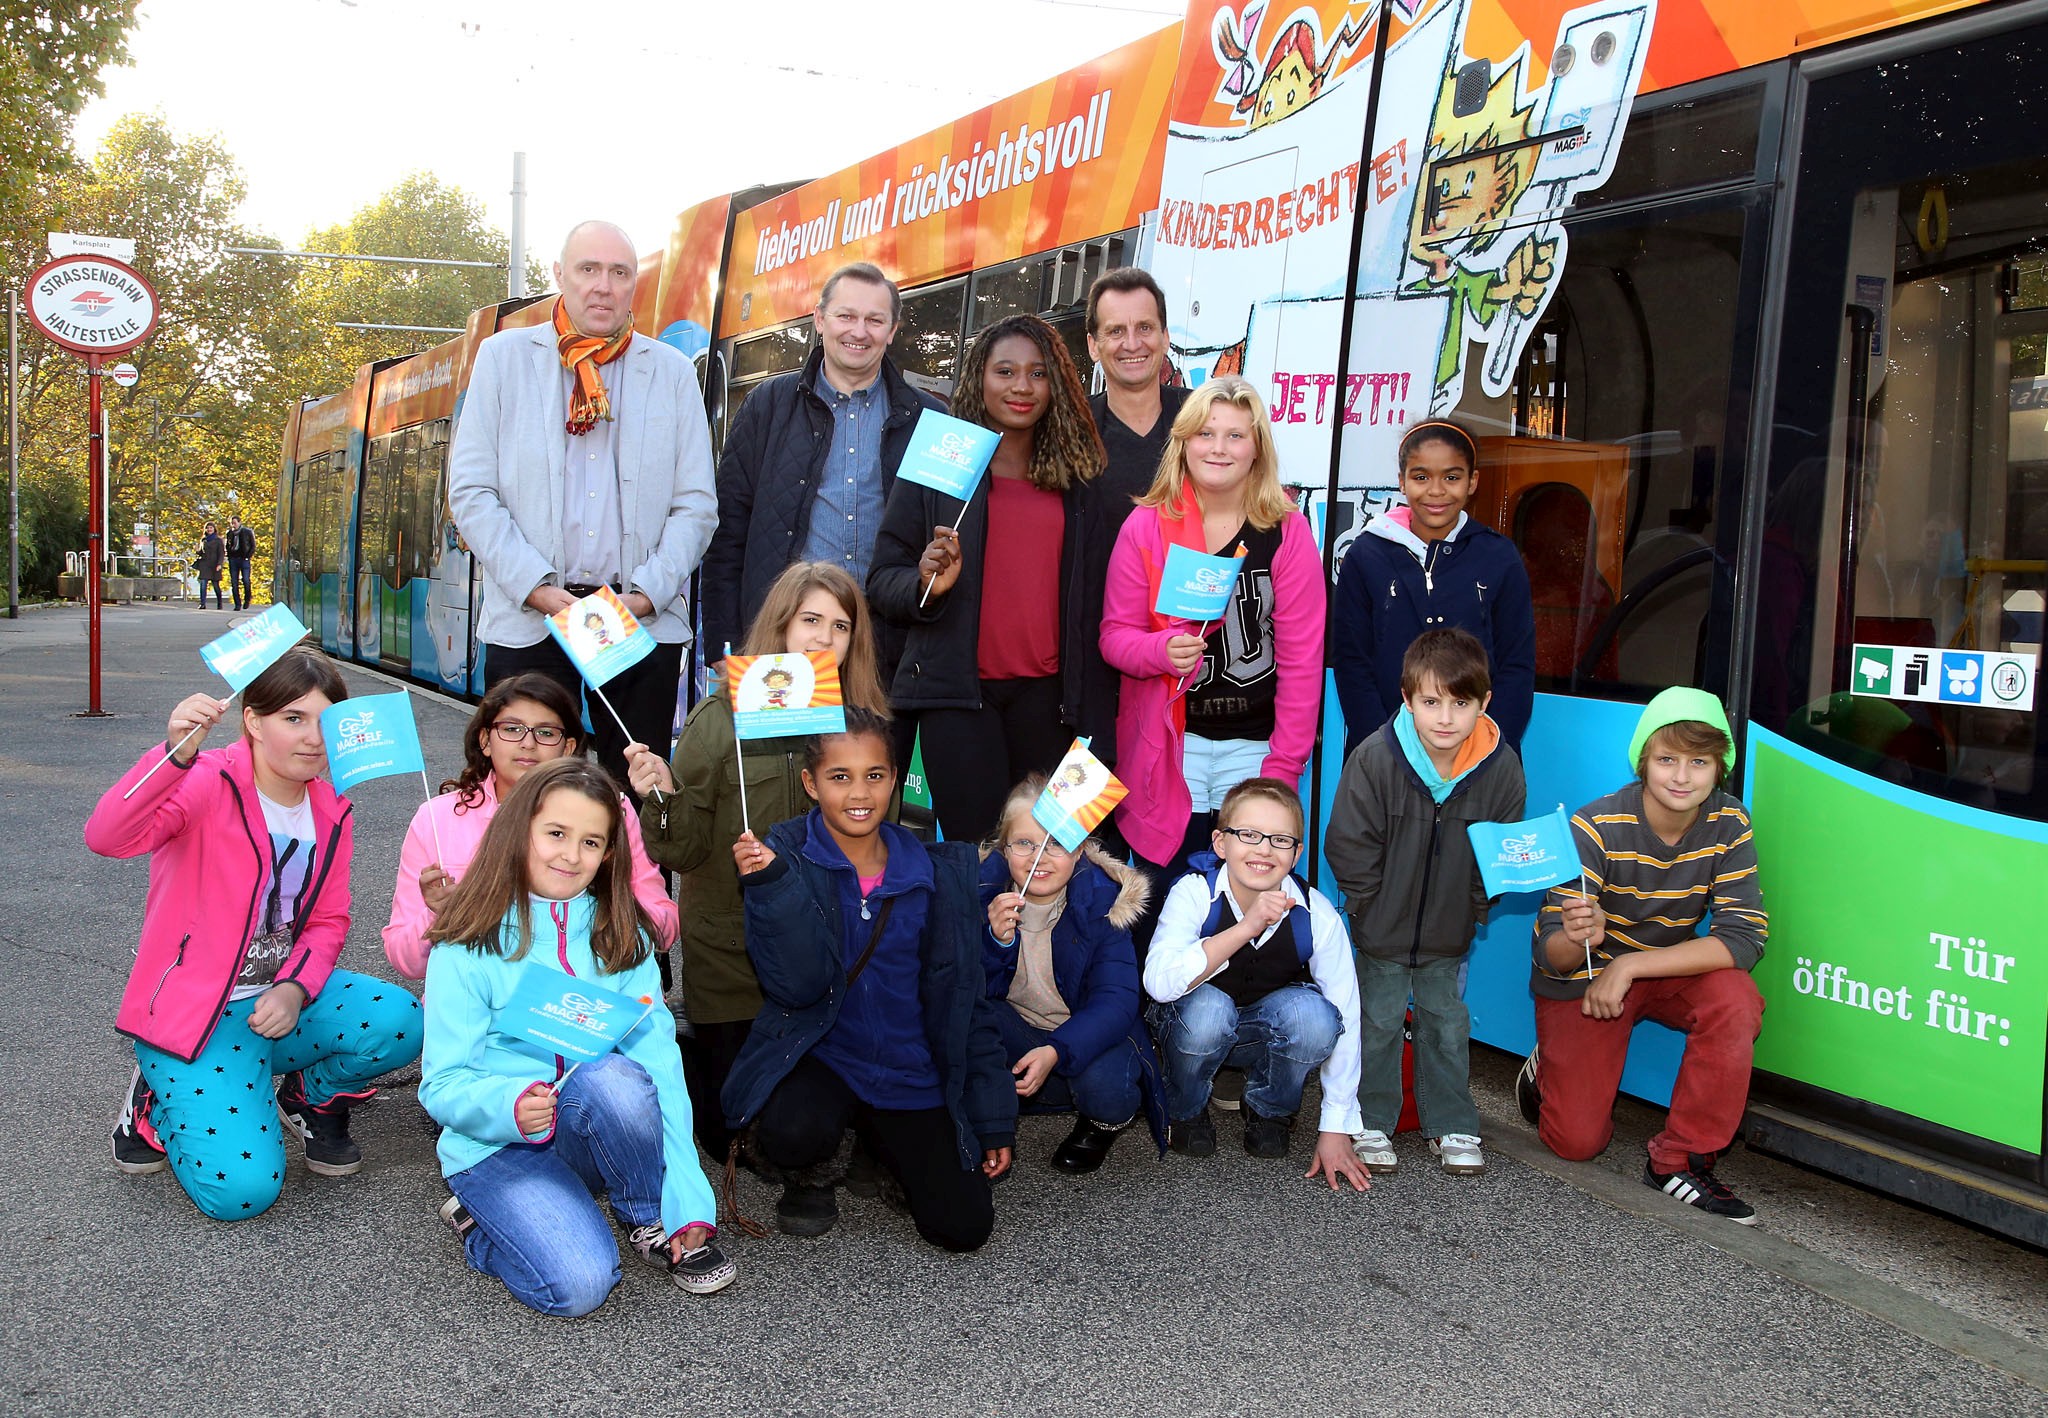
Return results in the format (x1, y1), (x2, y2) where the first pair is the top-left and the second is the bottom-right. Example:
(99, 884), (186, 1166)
(1144, 778), (1371, 1192)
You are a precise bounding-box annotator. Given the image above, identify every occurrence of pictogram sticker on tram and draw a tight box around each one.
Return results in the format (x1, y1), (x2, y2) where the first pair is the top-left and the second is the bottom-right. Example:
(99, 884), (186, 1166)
(71, 290), (115, 318)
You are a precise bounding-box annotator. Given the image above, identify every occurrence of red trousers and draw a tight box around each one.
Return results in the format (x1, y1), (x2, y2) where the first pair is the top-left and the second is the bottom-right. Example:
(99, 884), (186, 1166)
(1533, 968), (1764, 1172)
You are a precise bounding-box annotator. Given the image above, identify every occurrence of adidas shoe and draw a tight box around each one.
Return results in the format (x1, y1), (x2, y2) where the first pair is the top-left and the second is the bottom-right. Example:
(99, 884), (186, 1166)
(112, 1067), (168, 1175)
(1349, 1129), (1398, 1171)
(1515, 1047), (1542, 1128)
(1645, 1153), (1758, 1224)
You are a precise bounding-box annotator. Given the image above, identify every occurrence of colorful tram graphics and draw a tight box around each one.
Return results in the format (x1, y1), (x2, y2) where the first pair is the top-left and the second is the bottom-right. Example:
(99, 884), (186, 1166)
(276, 0), (2048, 1236)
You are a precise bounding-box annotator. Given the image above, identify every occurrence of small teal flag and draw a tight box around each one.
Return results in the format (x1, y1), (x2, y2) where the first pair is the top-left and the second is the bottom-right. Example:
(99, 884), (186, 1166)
(1467, 805), (1582, 897)
(894, 408), (1000, 502)
(500, 963), (649, 1064)
(320, 692), (426, 795)
(201, 604), (311, 693)
(1154, 543), (1246, 621)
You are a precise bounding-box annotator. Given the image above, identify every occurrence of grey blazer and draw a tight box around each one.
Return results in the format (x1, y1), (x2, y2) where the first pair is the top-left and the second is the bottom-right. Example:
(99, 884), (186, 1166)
(447, 321), (716, 647)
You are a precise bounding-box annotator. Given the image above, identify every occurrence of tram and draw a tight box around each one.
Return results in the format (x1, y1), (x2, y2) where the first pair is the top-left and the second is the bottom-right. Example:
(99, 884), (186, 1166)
(274, 0), (2048, 1240)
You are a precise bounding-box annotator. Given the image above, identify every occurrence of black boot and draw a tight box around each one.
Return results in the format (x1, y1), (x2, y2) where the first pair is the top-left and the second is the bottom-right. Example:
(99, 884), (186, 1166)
(1050, 1117), (1123, 1174)
(775, 1183), (840, 1237)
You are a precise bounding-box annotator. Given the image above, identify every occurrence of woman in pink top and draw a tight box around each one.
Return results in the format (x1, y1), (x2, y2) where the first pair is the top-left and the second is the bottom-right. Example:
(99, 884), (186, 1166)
(383, 673), (675, 980)
(1099, 376), (1327, 951)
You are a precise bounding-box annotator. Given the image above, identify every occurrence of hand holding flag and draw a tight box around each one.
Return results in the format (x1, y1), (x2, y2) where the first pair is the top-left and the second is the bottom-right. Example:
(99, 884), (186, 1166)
(126, 604), (314, 799)
(544, 587), (663, 800)
(1020, 738), (1127, 885)
(1156, 543), (1246, 692)
(725, 649), (847, 833)
(895, 410), (999, 607)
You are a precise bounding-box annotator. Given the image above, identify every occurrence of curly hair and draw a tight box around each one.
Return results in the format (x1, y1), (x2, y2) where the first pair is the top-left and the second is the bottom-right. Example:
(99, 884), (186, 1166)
(441, 673), (584, 810)
(951, 314), (1103, 492)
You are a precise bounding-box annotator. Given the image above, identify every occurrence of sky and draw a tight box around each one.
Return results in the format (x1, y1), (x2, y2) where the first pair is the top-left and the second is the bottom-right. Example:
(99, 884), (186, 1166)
(72, 0), (1183, 283)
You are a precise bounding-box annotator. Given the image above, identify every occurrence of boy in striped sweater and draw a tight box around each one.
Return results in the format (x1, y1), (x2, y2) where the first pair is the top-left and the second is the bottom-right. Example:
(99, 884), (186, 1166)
(1517, 687), (1768, 1222)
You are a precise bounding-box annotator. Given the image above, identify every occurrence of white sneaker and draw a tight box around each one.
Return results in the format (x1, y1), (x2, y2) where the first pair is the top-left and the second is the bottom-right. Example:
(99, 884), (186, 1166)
(1349, 1129), (1398, 1170)
(1431, 1134), (1486, 1174)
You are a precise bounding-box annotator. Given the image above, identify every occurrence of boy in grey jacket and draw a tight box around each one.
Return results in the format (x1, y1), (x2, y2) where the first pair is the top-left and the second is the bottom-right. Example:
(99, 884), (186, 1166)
(1325, 629), (1525, 1175)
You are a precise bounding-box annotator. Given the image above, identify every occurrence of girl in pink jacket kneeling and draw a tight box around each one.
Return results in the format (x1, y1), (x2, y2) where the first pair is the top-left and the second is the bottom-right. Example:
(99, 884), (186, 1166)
(382, 673), (675, 982)
(88, 647), (422, 1219)
(1099, 376), (1327, 954)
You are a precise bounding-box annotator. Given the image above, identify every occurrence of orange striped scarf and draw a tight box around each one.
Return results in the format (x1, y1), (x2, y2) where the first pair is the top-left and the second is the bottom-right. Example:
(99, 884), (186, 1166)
(554, 298), (633, 435)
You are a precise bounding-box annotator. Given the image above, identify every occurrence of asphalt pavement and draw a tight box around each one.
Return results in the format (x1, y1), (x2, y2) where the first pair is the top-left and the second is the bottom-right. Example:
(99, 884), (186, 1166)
(3, 602), (2044, 1417)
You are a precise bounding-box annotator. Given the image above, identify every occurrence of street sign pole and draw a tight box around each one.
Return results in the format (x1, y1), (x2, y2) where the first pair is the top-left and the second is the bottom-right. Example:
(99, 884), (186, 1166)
(85, 351), (104, 714)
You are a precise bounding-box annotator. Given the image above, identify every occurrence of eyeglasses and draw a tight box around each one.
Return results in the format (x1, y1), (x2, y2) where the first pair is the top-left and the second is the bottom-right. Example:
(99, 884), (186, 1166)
(1216, 826), (1301, 852)
(491, 721), (567, 746)
(1000, 837), (1072, 859)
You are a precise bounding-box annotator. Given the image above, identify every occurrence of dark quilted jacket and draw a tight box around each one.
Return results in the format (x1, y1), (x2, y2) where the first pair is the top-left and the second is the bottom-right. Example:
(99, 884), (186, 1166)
(701, 346), (943, 662)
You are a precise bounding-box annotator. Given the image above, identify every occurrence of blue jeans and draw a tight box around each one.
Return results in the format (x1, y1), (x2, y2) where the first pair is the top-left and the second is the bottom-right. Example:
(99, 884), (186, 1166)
(135, 968), (421, 1221)
(1149, 983), (1340, 1122)
(1355, 954), (1481, 1138)
(993, 1005), (1141, 1126)
(447, 1054), (664, 1318)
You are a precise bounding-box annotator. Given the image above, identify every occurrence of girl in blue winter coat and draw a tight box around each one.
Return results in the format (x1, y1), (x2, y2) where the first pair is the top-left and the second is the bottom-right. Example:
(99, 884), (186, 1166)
(726, 707), (1017, 1250)
(421, 758), (735, 1317)
(979, 775), (1166, 1174)
(1333, 419), (1535, 754)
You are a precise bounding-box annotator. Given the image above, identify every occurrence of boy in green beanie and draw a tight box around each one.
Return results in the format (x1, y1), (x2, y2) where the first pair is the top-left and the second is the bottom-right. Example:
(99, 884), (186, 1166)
(1516, 687), (1769, 1222)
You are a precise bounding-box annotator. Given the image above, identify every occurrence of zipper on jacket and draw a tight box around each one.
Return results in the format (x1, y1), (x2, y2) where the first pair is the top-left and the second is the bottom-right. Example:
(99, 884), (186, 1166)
(551, 900), (574, 1080)
(147, 935), (190, 1012)
(1422, 537), (1443, 597)
(1409, 804), (1444, 969)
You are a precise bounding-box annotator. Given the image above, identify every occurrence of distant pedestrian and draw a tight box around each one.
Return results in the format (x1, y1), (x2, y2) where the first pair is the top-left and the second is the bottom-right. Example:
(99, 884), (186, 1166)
(195, 522), (225, 609)
(87, 647), (422, 1219)
(421, 758), (735, 1314)
(225, 515), (257, 610)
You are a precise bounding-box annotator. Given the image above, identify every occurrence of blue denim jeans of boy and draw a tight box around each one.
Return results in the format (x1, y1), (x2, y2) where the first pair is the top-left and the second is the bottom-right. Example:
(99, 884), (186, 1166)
(1355, 954), (1482, 1138)
(1149, 983), (1340, 1122)
(446, 1053), (665, 1318)
(992, 1004), (1141, 1126)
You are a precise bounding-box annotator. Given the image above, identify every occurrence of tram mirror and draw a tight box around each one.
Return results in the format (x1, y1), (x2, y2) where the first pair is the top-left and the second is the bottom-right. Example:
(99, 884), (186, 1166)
(1452, 59), (1491, 118)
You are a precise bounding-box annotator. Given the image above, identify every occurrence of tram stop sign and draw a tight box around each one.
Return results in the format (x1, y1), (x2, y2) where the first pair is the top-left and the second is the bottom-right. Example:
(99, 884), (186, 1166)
(24, 254), (160, 356)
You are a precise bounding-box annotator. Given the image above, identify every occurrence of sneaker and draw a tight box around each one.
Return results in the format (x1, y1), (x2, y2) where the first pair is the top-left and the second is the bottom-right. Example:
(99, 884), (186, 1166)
(627, 1223), (670, 1269)
(1431, 1133), (1486, 1174)
(1645, 1153), (1758, 1225)
(437, 1194), (475, 1240)
(670, 1241), (739, 1296)
(1515, 1047), (1542, 1128)
(1349, 1129), (1398, 1171)
(1168, 1107), (1217, 1157)
(276, 1072), (368, 1177)
(1242, 1107), (1292, 1159)
(1210, 1067), (1245, 1112)
(775, 1182), (839, 1237)
(112, 1068), (168, 1175)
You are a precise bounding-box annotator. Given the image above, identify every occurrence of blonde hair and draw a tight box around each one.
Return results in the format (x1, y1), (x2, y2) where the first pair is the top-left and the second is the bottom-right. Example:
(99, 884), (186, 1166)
(1137, 375), (1290, 531)
(741, 561), (889, 715)
(990, 774), (1049, 849)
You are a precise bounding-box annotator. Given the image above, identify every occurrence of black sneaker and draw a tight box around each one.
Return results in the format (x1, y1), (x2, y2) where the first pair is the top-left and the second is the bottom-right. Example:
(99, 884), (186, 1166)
(1049, 1117), (1123, 1175)
(775, 1183), (839, 1237)
(112, 1067), (168, 1175)
(437, 1194), (475, 1240)
(670, 1241), (739, 1295)
(1242, 1107), (1293, 1159)
(277, 1072), (368, 1177)
(1168, 1107), (1216, 1157)
(1645, 1153), (1758, 1225)
(1515, 1047), (1542, 1128)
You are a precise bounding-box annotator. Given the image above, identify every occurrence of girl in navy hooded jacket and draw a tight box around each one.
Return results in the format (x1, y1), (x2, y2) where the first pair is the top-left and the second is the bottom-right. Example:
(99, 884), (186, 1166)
(1333, 420), (1535, 755)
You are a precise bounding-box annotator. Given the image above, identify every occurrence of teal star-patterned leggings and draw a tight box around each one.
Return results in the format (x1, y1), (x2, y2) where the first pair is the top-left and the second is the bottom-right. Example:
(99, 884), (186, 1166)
(134, 969), (422, 1220)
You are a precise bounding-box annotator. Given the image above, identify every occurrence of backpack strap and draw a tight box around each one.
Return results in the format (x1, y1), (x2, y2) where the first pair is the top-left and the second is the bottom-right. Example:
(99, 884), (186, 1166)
(1203, 864), (1315, 966)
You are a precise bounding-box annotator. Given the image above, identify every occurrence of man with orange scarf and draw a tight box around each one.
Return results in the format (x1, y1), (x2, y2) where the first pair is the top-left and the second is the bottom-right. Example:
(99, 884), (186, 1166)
(449, 220), (716, 789)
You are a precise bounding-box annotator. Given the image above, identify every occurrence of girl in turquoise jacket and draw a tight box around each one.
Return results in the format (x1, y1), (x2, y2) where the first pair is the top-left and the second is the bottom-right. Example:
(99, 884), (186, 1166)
(421, 758), (735, 1315)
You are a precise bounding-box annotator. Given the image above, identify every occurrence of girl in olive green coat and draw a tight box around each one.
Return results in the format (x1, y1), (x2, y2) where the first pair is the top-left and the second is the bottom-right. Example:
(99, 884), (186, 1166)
(626, 562), (891, 1154)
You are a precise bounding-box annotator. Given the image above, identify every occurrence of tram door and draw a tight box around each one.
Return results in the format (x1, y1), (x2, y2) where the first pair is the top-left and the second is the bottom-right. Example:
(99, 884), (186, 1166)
(1749, 16), (2048, 1191)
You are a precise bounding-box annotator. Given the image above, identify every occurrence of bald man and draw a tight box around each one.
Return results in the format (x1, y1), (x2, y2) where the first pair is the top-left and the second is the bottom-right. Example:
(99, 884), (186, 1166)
(449, 220), (716, 786)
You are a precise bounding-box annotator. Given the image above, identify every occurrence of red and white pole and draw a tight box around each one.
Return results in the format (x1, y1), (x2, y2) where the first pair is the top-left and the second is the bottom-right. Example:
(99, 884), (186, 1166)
(85, 351), (104, 715)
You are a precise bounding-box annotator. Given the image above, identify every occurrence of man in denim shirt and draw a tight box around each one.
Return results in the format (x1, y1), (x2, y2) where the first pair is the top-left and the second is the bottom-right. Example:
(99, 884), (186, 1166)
(703, 263), (943, 677)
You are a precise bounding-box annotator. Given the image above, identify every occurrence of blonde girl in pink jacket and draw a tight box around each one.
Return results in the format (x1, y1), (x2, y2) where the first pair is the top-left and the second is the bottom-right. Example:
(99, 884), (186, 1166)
(1098, 376), (1327, 952)
(382, 673), (675, 981)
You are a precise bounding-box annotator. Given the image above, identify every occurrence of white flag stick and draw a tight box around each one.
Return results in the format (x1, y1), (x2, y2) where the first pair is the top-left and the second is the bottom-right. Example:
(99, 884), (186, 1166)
(122, 725), (205, 801)
(420, 768), (446, 868)
(1580, 868), (1594, 980)
(1023, 835), (1053, 892)
(725, 643), (750, 835)
(918, 486), (981, 608)
(1174, 619), (1211, 693)
(590, 681), (664, 802)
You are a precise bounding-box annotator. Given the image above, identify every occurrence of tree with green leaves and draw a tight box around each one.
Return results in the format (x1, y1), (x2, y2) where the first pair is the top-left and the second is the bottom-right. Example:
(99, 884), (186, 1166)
(0, 2), (141, 209)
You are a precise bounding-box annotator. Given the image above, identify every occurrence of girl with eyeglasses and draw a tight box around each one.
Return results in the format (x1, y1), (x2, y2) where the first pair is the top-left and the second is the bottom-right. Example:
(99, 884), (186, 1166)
(976, 776), (1167, 1175)
(383, 673), (675, 981)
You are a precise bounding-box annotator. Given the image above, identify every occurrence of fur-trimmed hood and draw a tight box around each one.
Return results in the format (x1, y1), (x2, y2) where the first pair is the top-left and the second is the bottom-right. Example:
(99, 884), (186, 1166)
(977, 839), (1150, 930)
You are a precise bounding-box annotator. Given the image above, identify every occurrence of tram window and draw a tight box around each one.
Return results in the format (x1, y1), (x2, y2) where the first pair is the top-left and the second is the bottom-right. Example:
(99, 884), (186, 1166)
(893, 279), (965, 389)
(731, 325), (811, 383)
(361, 435), (393, 581)
(394, 429), (419, 586)
(1789, 164), (2047, 802)
(1486, 206), (1747, 700)
(970, 254), (1051, 333)
(1570, 85), (1762, 213)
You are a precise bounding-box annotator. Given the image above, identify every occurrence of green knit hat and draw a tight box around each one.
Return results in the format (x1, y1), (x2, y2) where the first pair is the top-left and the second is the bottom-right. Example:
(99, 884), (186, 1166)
(1627, 686), (1736, 773)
